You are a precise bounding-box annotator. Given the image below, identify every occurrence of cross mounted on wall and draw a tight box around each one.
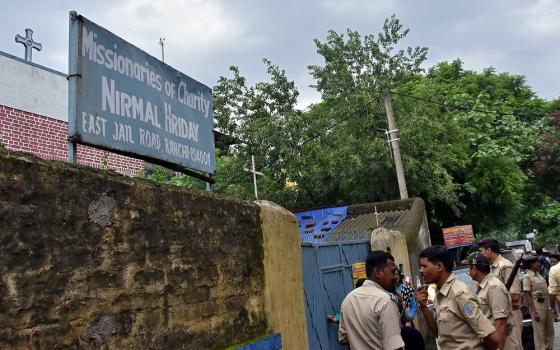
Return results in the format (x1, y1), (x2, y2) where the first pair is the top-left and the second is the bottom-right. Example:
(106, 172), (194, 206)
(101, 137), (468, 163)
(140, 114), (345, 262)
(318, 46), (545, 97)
(244, 155), (264, 200)
(15, 28), (42, 62)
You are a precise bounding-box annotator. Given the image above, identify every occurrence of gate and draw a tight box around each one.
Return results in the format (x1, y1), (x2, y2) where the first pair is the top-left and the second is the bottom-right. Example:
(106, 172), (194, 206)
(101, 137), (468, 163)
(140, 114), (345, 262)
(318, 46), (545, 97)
(301, 240), (370, 350)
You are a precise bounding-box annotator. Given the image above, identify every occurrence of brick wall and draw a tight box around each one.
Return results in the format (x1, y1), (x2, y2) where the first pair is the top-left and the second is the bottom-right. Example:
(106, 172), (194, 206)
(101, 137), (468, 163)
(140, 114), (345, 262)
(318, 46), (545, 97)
(0, 104), (144, 176)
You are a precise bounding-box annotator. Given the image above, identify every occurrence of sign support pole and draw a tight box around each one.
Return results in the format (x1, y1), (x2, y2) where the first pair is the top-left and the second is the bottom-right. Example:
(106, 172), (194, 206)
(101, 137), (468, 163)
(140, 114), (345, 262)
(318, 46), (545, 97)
(67, 11), (80, 164)
(205, 173), (213, 192)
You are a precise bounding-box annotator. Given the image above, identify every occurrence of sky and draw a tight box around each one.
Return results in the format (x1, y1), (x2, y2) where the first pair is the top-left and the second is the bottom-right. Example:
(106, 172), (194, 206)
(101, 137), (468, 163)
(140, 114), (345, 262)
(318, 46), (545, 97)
(1, 0), (559, 108)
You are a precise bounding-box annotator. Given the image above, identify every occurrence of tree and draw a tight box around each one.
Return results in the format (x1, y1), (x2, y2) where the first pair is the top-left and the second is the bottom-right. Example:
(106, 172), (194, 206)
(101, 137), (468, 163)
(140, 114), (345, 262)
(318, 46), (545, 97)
(309, 14), (427, 98)
(142, 15), (560, 246)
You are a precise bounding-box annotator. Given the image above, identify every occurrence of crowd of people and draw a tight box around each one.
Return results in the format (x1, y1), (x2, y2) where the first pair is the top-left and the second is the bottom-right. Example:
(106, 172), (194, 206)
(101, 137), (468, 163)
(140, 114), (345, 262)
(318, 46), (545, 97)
(334, 238), (560, 350)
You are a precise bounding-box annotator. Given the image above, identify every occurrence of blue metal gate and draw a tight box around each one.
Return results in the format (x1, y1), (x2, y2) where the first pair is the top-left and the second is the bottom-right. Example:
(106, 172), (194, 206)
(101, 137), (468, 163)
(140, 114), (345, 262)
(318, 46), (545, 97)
(302, 240), (370, 350)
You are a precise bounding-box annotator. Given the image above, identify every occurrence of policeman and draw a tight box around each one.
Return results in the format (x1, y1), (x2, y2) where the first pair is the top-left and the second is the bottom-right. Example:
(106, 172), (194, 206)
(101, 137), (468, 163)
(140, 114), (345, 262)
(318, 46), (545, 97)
(466, 252), (522, 350)
(550, 253), (560, 267)
(535, 245), (552, 282)
(523, 254), (555, 350)
(416, 245), (499, 350)
(478, 237), (524, 345)
(548, 253), (560, 320)
(339, 250), (405, 350)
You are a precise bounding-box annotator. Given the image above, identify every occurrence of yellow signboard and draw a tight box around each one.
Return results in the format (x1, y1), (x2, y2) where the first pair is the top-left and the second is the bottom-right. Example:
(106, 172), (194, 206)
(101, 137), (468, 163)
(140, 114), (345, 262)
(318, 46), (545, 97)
(352, 262), (366, 286)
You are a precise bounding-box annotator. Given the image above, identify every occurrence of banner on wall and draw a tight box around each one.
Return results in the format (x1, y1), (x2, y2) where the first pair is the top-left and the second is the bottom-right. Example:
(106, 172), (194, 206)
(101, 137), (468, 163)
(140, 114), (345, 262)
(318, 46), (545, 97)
(295, 206), (348, 242)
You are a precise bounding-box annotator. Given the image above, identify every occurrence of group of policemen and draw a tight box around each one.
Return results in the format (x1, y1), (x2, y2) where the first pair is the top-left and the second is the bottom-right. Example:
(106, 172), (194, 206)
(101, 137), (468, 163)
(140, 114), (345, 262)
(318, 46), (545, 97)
(338, 238), (558, 350)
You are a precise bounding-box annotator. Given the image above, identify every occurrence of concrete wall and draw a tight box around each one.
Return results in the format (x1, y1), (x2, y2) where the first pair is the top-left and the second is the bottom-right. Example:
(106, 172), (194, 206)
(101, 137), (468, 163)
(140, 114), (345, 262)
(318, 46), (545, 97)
(0, 51), (67, 121)
(370, 228), (412, 277)
(258, 201), (309, 350)
(0, 150), (292, 349)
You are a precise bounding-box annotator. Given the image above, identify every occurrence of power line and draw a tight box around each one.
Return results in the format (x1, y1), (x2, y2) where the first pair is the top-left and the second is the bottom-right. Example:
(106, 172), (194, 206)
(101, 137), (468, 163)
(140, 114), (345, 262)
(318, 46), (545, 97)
(212, 96), (385, 192)
(390, 91), (553, 119)
(301, 97), (380, 146)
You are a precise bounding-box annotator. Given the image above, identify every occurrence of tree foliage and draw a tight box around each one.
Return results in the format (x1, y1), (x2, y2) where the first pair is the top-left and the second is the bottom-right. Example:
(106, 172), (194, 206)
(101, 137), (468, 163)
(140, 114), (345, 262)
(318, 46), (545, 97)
(142, 15), (560, 246)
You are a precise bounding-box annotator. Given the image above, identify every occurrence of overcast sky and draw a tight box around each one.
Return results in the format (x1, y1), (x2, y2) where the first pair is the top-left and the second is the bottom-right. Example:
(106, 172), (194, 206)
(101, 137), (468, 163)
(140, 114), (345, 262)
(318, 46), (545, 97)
(1, 0), (559, 108)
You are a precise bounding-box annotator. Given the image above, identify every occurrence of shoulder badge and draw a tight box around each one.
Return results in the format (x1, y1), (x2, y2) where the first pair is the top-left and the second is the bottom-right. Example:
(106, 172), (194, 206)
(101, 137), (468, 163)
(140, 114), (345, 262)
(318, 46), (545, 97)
(463, 302), (475, 314)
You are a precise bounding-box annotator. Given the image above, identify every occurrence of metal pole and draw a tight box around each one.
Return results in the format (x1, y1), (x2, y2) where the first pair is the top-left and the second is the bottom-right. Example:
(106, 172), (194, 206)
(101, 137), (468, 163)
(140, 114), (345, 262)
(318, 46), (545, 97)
(205, 173), (213, 192)
(67, 11), (80, 164)
(252, 155), (258, 200)
(383, 91), (408, 199)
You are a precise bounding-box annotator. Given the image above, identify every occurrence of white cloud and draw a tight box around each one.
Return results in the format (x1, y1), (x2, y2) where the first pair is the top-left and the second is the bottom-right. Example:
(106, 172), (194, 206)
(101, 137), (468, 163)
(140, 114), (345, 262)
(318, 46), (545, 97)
(99, 0), (249, 59)
(321, 0), (395, 17)
(509, 0), (560, 37)
(1, 0), (559, 103)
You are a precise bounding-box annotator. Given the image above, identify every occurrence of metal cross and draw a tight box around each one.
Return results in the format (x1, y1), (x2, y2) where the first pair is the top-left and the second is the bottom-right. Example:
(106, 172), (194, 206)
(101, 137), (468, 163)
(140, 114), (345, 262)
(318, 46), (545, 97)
(159, 37), (165, 63)
(244, 155), (264, 200)
(15, 28), (42, 62)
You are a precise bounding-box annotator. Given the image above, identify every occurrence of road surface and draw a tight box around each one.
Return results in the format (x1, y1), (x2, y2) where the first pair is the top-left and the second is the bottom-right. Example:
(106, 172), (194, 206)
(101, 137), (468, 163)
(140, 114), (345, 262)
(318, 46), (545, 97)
(555, 320), (560, 350)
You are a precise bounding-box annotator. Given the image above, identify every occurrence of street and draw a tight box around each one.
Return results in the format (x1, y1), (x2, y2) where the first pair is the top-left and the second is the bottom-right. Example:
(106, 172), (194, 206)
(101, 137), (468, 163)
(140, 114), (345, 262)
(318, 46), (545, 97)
(555, 321), (560, 350)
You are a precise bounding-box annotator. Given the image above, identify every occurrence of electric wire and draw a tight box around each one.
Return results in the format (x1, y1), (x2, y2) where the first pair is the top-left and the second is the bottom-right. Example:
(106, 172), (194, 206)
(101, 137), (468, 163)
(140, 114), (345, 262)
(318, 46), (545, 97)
(390, 91), (555, 119)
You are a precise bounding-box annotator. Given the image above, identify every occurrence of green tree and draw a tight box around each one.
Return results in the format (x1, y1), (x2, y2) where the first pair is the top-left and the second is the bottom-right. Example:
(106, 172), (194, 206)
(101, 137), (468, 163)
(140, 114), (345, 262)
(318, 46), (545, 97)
(142, 15), (560, 246)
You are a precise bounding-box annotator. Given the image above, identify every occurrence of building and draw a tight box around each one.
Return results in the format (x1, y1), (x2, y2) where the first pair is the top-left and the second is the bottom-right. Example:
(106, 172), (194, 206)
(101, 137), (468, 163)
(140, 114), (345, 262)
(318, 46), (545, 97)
(0, 50), (144, 175)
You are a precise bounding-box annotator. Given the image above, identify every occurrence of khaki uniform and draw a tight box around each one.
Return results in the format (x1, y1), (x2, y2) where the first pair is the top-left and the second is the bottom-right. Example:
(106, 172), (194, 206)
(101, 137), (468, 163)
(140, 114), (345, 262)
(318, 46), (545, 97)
(339, 279), (405, 350)
(434, 273), (495, 350)
(477, 274), (522, 350)
(548, 263), (560, 302)
(491, 254), (523, 344)
(523, 270), (555, 350)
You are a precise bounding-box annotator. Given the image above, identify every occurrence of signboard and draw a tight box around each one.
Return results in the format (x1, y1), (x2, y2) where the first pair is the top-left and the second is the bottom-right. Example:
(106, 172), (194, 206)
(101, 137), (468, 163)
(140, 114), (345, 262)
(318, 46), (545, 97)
(68, 13), (215, 174)
(351, 262), (366, 287)
(295, 206), (348, 242)
(506, 240), (532, 252)
(442, 225), (475, 249)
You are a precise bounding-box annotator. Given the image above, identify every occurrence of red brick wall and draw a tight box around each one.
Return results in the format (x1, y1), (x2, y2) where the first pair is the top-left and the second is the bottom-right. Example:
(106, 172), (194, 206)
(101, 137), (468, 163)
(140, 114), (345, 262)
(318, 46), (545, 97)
(0, 105), (144, 175)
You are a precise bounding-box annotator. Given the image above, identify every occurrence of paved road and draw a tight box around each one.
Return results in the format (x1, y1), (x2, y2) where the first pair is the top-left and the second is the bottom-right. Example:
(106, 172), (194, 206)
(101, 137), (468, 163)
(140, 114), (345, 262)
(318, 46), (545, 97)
(555, 320), (560, 350)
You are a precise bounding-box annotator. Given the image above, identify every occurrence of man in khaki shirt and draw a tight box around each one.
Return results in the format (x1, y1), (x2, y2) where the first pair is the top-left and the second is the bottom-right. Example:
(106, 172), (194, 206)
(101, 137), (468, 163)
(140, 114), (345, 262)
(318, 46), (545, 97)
(478, 237), (524, 345)
(417, 245), (499, 350)
(466, 252), (522, 350)
(524, 255), (555, 349)
(339, 250), (404, 350)
(548, 254), (560, 319)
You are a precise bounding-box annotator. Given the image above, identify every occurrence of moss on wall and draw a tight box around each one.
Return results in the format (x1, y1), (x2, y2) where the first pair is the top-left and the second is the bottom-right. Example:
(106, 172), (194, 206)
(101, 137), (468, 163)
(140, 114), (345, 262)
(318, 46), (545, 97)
(0, 151), (268, 349)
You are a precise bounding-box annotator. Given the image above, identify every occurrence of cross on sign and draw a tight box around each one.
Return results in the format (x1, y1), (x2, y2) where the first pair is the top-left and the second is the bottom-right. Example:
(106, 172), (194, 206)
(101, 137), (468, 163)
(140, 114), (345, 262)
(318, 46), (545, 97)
(15, 28), (42, 62)
(244, 155), (264, 200)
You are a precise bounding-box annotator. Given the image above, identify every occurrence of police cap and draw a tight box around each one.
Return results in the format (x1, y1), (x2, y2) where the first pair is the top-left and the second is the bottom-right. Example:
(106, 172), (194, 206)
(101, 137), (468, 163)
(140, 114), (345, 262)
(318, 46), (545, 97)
(466, 252), (490, 267)
(477, 237), (499, 247)
(523, 254), (539, 262)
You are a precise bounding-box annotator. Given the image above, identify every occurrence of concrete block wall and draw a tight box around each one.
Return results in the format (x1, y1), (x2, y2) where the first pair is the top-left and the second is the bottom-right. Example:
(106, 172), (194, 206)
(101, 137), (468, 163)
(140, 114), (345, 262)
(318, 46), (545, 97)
(0, 150), (309, 349)
(259, 201), (309, 350)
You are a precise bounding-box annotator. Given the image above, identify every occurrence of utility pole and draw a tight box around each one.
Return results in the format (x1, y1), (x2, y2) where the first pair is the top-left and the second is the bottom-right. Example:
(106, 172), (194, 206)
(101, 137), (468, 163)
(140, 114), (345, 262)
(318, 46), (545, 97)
(159, 37), (165, 63)
(383, 91), (408, 199)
